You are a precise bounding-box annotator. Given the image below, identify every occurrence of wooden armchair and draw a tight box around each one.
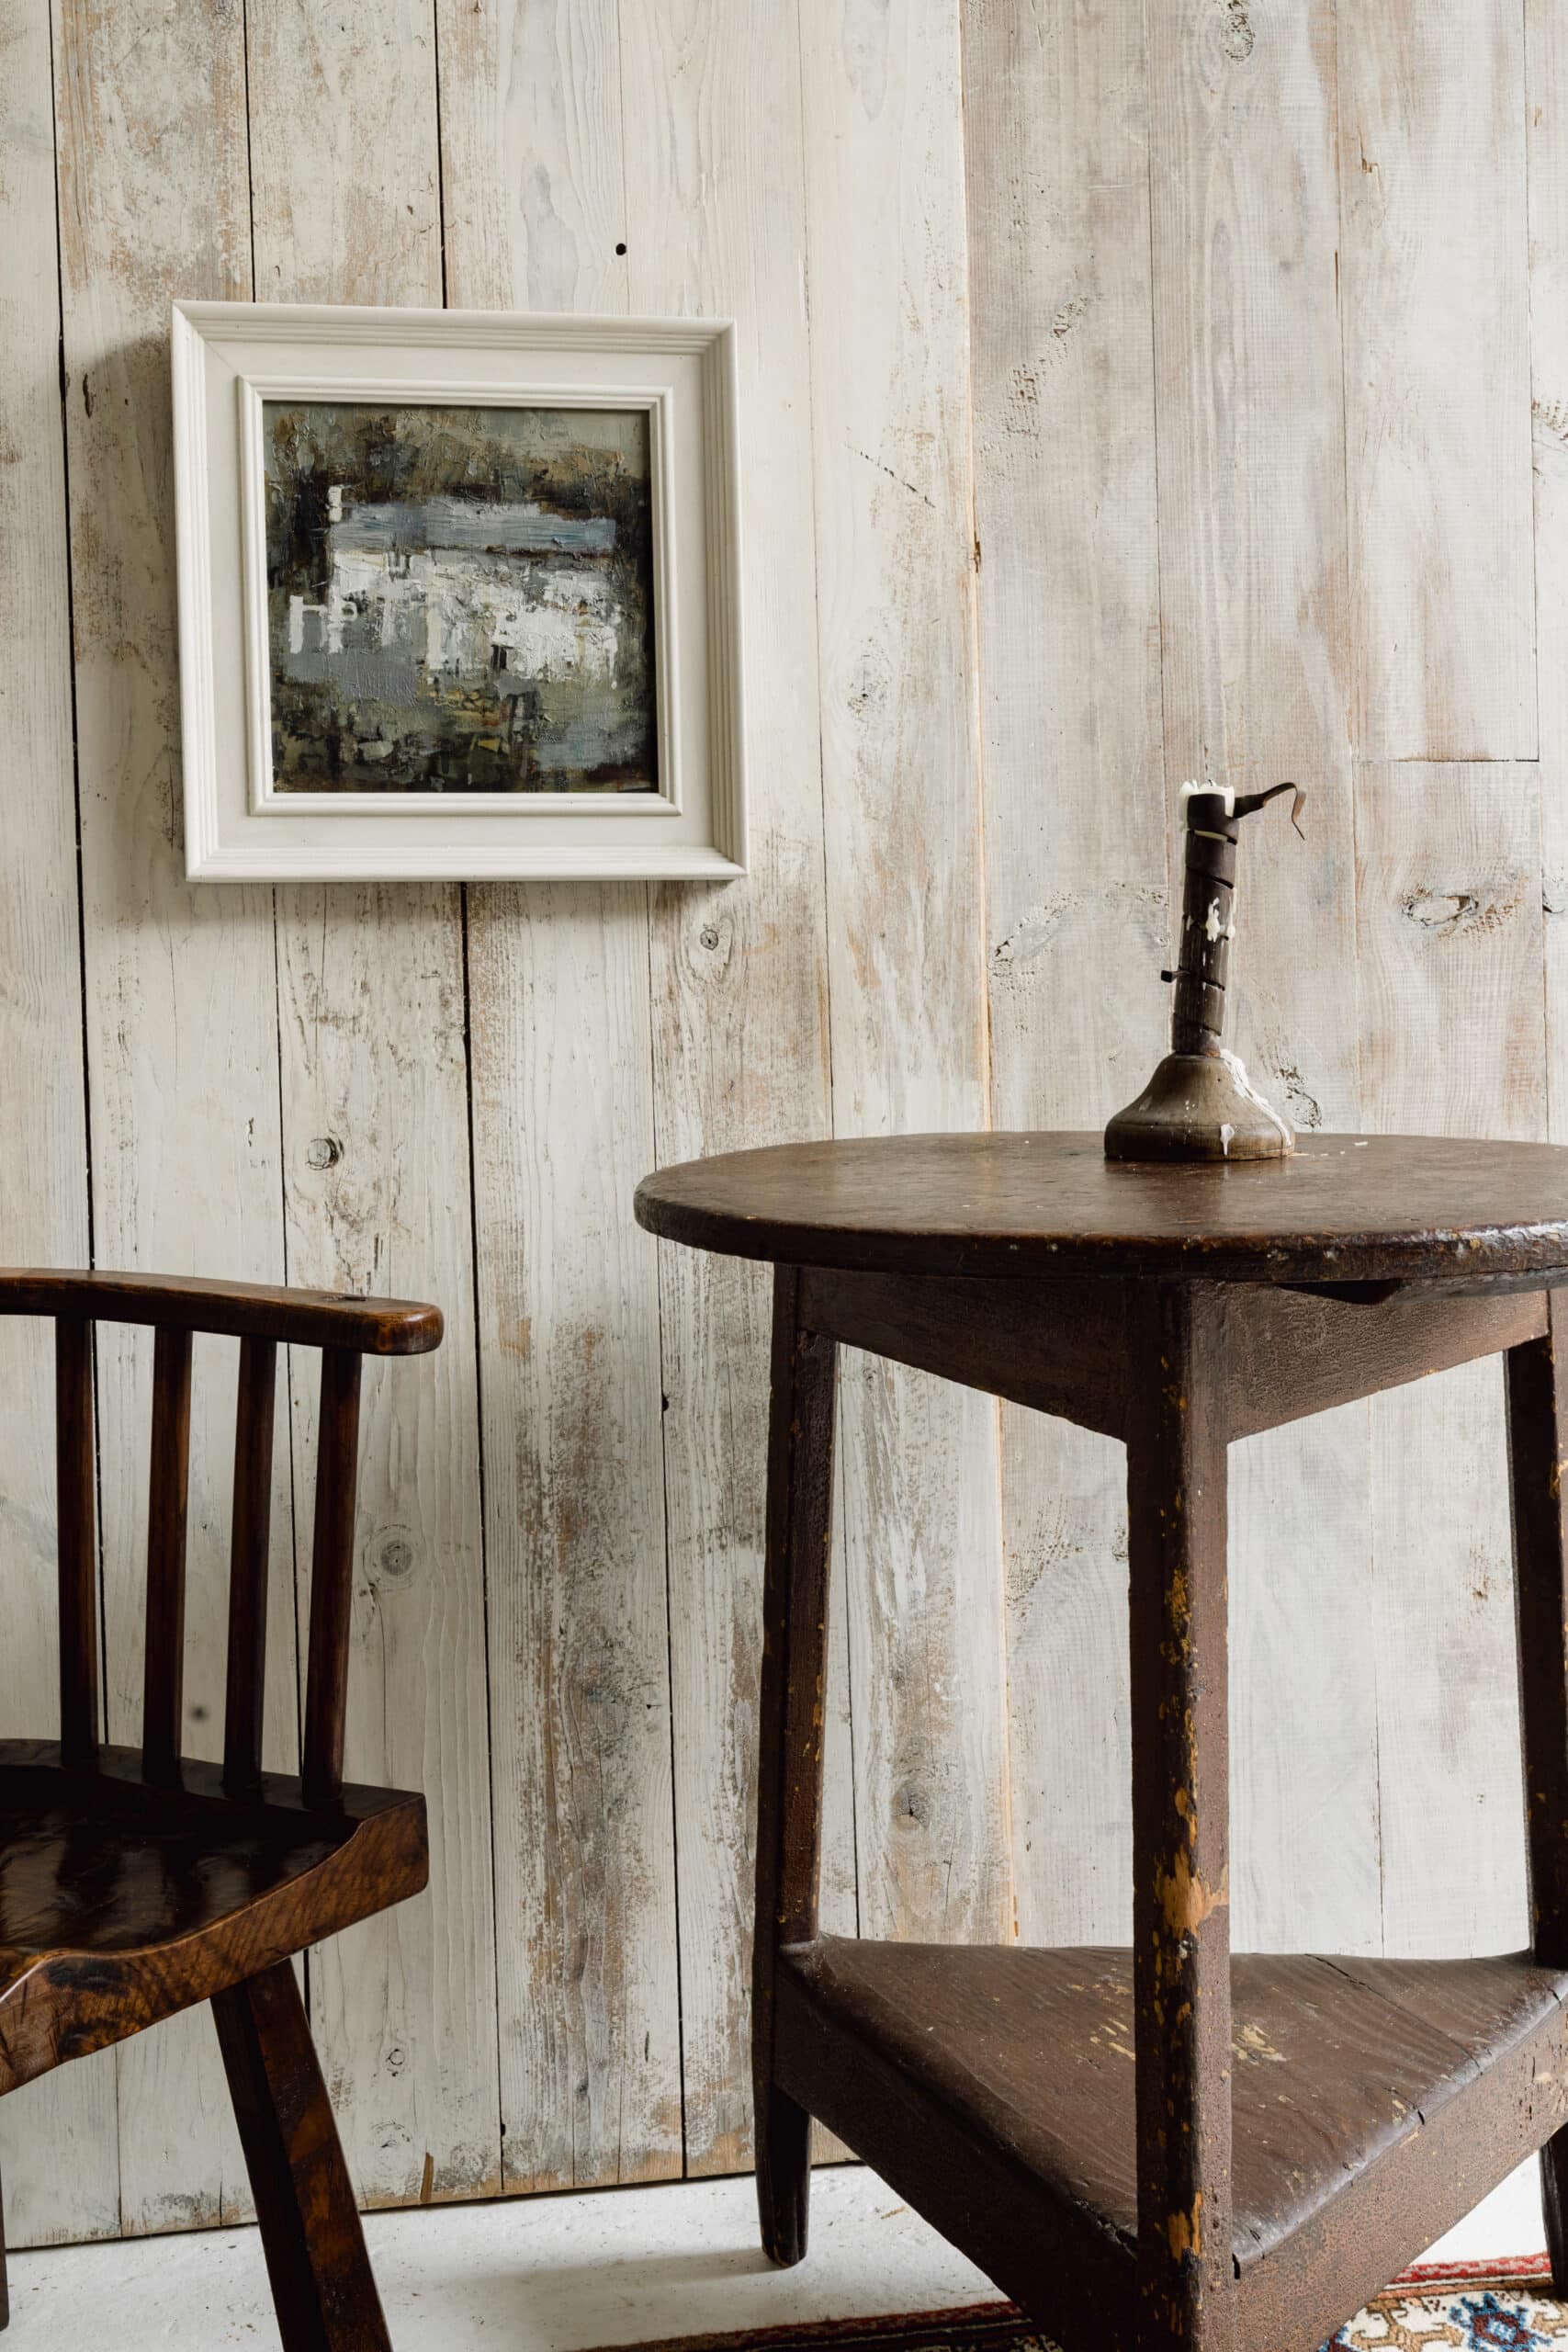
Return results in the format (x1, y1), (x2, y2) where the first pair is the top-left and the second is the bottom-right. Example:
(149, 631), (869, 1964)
(0, 1270), (444, 2348)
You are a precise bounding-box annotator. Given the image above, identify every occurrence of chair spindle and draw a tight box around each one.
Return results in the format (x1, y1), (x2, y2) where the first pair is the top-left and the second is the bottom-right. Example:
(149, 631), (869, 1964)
(223, 1336), (276, 1793)
(54, 1319), (98, 1768)
(301, 1348), (362, 1809)
(142, 1326), (194, 1778)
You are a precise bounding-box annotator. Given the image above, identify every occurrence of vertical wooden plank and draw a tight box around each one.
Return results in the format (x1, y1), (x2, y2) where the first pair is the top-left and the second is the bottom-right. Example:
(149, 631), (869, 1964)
(613, 0), (849, 2176)
(797, 0), (1010, 1953)
(1358, 763), (1543, 1953)
(1145, 0), (1380, 1957)
(1149, 0), (1359, 1135)
(962, 0), (1163, 1951)
(245, 0), (502, 2206)
(965, 0), (1168, 1132)
(51, 0), (300, 2236)
(1528, 0), (1568, 1148)
(1338, 0), (1534, 759)
(467, 883), (682, 2187)
(276, 915), (501, 2206)
(244, 0), (442, 307)
(1531, 18), (1568, 2123)
(436, 0), (682, 2193)
(1228, 1395), (1381, 1954)
(435, 0), (628, 320)
(0, 0), (118, 2251)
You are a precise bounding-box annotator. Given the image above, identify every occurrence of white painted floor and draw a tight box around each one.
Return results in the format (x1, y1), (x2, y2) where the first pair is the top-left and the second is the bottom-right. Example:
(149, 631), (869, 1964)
(4, 2158), (1550, 2349)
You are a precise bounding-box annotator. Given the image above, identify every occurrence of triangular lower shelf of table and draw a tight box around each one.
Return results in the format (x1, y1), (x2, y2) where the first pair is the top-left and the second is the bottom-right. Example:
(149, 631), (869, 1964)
(775, 1937), (1568, 2352)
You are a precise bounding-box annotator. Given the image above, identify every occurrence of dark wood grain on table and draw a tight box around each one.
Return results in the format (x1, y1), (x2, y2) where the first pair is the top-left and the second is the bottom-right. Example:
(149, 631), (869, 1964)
(645, 1130), (1568, 2352)
(776, 1938), (1568, 2350)
(636, 1130), (1568, 1284)
(796, 1264), (1548, 1446)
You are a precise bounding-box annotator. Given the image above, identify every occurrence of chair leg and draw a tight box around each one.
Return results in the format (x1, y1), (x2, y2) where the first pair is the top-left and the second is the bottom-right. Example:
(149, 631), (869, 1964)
(1506, 1297), (1568, 2293)
(753, 1267), (838, 2268)
(211, 1961), (390, 2352)
(0, 2142), (10, 2331)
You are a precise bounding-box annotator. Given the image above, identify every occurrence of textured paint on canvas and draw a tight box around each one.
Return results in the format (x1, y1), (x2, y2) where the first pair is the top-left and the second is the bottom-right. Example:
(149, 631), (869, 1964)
(263, 401), (659, 794)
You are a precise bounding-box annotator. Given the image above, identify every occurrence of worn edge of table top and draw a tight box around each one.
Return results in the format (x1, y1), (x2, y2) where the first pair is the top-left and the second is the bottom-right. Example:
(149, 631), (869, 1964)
(634, 1132), (1568, 1285)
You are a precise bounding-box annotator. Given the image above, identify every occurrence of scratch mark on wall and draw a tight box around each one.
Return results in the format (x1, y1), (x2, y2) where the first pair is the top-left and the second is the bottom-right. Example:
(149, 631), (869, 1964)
(848, 444), (935, 512)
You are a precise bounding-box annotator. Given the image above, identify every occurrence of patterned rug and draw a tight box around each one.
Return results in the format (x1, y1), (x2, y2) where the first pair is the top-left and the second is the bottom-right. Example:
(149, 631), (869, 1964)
(595, 2260), (1564, 2352)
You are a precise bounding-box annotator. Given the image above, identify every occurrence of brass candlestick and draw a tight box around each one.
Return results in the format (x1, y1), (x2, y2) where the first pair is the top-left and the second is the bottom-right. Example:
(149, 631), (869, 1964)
(1103, 779), (1305, 1163)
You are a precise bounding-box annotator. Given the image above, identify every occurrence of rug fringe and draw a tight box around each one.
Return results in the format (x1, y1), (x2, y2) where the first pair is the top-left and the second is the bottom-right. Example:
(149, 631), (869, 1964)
(578, 2262), (1562, 2352)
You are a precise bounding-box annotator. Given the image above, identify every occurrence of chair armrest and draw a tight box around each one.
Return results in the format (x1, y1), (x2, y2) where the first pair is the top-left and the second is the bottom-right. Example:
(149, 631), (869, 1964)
(0, 1271), (443, 1355)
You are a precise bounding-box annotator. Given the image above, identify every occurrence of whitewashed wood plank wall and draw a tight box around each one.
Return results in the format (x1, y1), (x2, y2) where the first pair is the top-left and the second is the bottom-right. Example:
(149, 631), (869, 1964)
(0, 0), (1552, 2246)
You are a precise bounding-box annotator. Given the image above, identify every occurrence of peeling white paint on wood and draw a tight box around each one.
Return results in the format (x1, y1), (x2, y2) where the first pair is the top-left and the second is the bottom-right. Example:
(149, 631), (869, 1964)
(466, 880), (682, 2189)
(962, 0), (1165, 1948)
(800, 0), (1011, 1954)
(615, 0), (847, 2173)
(1338, 0), (1536, 760)
(1528, 0), (1568, 1152)
(0, 0), (120, 2252)
(51, 0), (297, 2240)
(437, 0), (683, 2191)
(1357, 764), (1544, 1955)
(245, 0), (504, 2211)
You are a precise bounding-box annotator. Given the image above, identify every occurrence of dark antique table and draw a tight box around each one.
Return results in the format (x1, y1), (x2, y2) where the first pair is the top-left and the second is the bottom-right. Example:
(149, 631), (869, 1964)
(635, 1131), (1568, 2352)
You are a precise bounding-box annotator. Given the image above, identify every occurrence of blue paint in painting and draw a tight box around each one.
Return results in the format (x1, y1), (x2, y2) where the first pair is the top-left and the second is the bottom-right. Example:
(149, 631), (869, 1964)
(333, 497), (618, 556)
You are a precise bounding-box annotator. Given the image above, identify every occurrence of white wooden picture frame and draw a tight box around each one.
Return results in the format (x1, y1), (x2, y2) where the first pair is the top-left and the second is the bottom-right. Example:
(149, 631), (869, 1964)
(171, 300), (745, 880)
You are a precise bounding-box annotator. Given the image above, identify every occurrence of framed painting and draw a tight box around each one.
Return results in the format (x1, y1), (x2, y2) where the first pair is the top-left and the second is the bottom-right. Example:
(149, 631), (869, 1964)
(172, 300), (745, 879)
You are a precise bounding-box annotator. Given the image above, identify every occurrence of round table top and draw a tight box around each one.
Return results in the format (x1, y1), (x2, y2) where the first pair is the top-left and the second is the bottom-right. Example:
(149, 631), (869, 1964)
(633, 1131), (1568, 1285)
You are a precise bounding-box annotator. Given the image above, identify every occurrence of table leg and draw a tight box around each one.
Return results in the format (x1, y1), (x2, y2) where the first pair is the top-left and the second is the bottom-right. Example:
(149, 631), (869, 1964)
(1127, 1283), (1235, 2352)
(1506, 1292), (1568, 2291)
(753, 1265), (839, 2267)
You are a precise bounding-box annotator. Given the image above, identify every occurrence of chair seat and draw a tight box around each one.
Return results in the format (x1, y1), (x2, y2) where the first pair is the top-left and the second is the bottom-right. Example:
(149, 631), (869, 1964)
(0, 1741), (427, 2093)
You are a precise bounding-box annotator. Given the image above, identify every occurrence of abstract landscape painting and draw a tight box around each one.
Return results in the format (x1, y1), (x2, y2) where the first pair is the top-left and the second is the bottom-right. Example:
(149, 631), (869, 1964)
(263, 400), (659, 794)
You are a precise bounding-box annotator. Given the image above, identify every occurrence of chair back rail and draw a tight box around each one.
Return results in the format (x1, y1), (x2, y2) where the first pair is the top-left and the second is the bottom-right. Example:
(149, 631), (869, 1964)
(17, 1273), (443, 1801)
(0, 1269), (441, 1354)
